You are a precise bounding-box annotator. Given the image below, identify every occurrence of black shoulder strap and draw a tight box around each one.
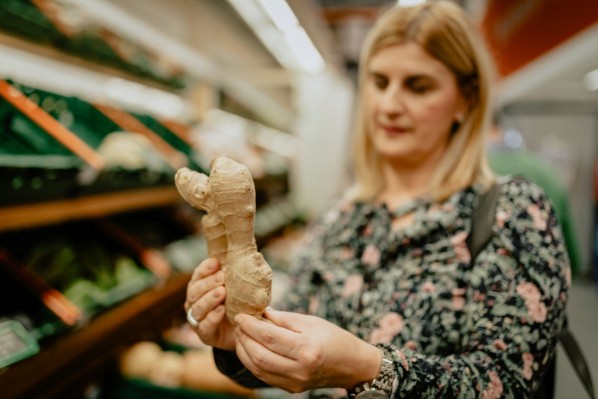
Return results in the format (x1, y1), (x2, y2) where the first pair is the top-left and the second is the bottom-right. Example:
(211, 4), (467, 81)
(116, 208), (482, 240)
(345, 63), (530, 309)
(466, 181), (503, 262)
(561, 320), (596, 399)
(467, 177), (595, 399)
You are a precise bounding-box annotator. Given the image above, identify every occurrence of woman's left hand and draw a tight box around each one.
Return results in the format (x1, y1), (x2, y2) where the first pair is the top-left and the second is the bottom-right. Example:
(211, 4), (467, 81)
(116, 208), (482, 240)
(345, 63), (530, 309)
(233, 309), (382, 394)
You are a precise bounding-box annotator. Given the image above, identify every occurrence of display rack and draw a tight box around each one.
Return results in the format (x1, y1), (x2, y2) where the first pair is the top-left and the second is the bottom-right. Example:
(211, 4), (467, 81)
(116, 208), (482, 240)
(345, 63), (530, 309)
(0, 71), (195, 398)
(0, 272), (189, 399)
(0, 186), (180, 232)
(0, 4), (297, 397)
(0, 182), (195, 399)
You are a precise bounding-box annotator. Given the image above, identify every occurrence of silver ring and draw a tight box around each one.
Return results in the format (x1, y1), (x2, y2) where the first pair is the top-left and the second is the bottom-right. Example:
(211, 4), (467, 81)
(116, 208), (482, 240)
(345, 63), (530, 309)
(187, 308), (199, 327)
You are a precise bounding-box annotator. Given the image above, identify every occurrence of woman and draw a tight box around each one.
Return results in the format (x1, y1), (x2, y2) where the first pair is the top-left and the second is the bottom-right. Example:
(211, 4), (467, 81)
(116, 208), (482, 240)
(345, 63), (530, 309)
(185, 2), (570, 398)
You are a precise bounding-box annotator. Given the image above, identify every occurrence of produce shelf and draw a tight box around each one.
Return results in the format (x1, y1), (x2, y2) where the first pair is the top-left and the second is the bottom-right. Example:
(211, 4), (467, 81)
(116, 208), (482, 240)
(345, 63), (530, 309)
(0, 186), (181, 232)
(0, 272), (190, 399)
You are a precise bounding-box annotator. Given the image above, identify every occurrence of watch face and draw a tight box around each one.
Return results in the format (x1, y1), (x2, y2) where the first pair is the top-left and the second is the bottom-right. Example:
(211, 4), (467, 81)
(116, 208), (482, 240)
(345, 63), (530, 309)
(355, 390), (389, 399)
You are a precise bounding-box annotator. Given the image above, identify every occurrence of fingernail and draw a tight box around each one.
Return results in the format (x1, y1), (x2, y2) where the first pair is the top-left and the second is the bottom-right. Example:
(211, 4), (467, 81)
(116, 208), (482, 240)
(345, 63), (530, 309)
(214, 271), (224, 283)
(206, 261), (215, 272)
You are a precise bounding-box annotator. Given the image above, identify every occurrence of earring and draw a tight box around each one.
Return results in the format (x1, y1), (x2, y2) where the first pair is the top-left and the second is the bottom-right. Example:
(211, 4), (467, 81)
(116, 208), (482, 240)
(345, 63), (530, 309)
(451, 112), (465, 135)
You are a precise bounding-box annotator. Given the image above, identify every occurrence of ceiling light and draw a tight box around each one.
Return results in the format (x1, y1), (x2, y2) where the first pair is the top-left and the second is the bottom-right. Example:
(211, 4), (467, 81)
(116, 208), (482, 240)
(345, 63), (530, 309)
(284, 27), (326, 74)
(583, 68), (598, 92)
(397, 0), (427, 6)
(256, 0), (298, 32)
(228, 0), (325, 74)
(60, 0), (293, 129)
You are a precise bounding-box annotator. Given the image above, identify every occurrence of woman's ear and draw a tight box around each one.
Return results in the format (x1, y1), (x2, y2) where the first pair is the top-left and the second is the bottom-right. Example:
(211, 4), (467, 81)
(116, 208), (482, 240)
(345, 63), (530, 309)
(454, 91), (470, 124)
(451, 97), (468, 134)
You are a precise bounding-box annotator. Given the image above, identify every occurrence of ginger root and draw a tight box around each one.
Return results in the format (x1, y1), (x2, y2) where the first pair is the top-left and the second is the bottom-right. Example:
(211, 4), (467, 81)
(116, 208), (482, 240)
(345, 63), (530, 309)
(175, 156), (272, 323)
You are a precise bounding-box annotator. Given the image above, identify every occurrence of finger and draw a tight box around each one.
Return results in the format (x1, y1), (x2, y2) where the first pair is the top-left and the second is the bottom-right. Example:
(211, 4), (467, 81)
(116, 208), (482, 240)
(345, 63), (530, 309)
(188, 269), (225, 302)
(196, 304), (226, 336)
(185, 269), (224, 311)
(188, 285), (226, 323)
(192, 257), (220, 281)
(235, 325), (298, 384)
(185, 258), (220, 310)
(234, 313), (301, 361)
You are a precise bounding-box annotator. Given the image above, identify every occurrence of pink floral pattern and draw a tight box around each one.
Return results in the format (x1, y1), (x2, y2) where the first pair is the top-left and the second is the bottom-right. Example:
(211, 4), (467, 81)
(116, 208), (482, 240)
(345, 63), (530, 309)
(452, 287), (466, 311)
(517, 282), (548, 323)
(527, 204), (548, 230)
(361, 244), (381, 266)
(481, 371), (504, 399)
(451, 231), (471, 262)
(522, 352), (534, 380)
(369, 312), (405, 343)
(219, 178), (569, 398)
(341, 274), (363, 298)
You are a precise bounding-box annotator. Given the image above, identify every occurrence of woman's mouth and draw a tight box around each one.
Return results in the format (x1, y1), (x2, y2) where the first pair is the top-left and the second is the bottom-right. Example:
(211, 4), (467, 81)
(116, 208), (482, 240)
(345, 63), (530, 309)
(381, 124), (409, 135)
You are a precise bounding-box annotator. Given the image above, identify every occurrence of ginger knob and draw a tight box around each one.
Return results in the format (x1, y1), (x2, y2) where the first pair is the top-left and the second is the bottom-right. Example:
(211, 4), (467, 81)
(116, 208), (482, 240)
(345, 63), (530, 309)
(175, 156), (272, 323)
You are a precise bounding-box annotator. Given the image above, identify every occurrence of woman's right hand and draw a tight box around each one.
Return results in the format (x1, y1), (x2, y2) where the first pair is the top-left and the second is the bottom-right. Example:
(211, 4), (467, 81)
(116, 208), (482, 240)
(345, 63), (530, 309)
(185, 258), (235, 351)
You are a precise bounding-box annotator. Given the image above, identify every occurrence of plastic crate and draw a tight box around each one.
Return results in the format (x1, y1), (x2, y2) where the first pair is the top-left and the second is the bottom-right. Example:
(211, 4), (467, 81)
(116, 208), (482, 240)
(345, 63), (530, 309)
(103, 377), (253, 399)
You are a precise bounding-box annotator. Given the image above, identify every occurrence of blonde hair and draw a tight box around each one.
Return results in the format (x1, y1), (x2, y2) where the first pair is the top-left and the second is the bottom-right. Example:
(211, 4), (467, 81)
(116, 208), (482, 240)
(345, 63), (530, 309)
(351, 0), (496, 202)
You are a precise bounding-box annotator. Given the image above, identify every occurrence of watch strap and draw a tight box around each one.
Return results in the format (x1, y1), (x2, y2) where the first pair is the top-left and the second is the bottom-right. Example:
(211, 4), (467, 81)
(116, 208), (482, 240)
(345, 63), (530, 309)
(348, 345), (396, 398)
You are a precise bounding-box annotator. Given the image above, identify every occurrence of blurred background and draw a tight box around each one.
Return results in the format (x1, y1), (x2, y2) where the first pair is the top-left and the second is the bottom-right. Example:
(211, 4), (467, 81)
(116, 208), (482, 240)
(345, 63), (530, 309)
(0, 1), (596, 398)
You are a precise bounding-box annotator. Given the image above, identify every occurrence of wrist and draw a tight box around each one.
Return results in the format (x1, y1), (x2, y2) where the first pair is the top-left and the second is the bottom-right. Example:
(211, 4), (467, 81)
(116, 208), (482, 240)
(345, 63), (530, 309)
(347, 344), (396, 398)
(344, 342), (382, 389)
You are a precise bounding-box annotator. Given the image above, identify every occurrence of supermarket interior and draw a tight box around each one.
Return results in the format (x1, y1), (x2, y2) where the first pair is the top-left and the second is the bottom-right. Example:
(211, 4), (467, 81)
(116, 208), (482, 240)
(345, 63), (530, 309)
(0, 0), (597, 398)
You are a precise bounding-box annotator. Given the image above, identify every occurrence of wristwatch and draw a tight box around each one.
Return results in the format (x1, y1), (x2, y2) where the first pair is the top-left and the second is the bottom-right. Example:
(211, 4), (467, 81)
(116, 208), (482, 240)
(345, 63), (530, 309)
(348, 346), (395, 399)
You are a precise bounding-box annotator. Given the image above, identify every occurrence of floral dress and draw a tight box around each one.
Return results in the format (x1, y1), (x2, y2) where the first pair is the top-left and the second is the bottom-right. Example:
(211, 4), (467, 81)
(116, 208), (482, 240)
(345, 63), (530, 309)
(215, 177), (570, 398)
(278, 177), (570, 398)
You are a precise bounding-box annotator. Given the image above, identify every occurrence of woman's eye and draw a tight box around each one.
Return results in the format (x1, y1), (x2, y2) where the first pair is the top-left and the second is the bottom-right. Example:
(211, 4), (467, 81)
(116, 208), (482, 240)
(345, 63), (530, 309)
(406, 77), (433, 93)
(409, 82), (430, 93)
(372, 75), (388, 89)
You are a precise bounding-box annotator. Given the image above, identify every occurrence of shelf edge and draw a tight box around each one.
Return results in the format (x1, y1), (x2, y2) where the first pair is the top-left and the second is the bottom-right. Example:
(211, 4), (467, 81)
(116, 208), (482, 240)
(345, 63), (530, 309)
(0, 186), (181, 232)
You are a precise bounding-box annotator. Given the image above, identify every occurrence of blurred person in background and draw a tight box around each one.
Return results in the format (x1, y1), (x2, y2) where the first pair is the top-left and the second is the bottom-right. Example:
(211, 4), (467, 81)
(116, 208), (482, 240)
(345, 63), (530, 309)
(184, 1), (570, 398)
(487, 111), (582, 278)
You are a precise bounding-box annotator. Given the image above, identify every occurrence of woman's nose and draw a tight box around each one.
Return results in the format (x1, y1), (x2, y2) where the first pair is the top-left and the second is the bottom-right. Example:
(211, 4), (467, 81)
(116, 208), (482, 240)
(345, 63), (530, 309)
(380, 85), (405, 115)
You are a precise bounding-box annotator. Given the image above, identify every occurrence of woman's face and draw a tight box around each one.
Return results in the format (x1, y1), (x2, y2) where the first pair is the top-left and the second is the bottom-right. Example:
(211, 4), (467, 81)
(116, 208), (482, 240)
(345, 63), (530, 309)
(364, 42), (466, 169)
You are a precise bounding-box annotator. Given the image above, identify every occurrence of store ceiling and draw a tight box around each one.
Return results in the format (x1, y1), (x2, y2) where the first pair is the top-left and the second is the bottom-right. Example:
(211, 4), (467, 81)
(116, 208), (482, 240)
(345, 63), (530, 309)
(191, 0), (598, 118)
(98, 0), (389, 127)
(306, 0), (598, 110)
(498, 23), (598, 110)
(30, 0), (596, 127)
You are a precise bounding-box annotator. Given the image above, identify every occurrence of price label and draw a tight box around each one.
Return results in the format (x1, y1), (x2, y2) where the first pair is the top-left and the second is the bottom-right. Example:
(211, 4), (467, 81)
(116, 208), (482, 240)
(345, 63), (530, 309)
(0, 320), (39, 368)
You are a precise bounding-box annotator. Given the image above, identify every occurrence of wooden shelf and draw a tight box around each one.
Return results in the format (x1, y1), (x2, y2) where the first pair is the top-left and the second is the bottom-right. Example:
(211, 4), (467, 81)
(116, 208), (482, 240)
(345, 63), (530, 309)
(0, 272), (190, 399)
(0, 22), (198, 399)
(0, 186), (181, 232)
